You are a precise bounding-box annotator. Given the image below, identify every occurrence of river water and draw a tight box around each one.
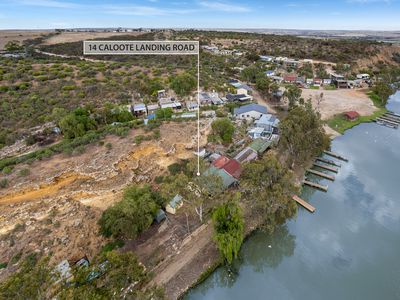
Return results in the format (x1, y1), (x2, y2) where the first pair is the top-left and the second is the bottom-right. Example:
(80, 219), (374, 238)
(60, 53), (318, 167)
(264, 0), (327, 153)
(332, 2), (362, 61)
(185, 91), (400, 300)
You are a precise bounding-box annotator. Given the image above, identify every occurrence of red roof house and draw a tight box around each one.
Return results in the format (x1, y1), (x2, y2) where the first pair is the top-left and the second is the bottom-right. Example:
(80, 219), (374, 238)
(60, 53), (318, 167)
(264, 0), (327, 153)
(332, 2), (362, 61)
(222, 159), (241, 179)
(212, 156), (242, 179)
(284, 75), (297, 83)
(344, 111), (360, 121)
(212, 156), (230, 168)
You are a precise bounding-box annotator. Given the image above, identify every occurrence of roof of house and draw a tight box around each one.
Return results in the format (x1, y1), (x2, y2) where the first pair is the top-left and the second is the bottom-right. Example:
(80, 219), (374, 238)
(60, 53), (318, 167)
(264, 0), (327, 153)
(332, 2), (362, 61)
(344, 111), (360, 119)
(204, 166), (237, 188)
(186, 101), (198, 108)
(147, 104), (159, 110)
(227, 94), (251, 102)
(284, 75), (297, 82)
(249, 138), (273, 154)
(133, 103), (146, 111)
(169, 194), (183, 209)
(234, 147), (258, 163)
(237, 84), (252, 91)
(234, 104), (268, 115)
(222, 159), (241, 179)
(155, 209), (166, 223)
(255, 114), (278, 126)
(212, 155), (230, 168)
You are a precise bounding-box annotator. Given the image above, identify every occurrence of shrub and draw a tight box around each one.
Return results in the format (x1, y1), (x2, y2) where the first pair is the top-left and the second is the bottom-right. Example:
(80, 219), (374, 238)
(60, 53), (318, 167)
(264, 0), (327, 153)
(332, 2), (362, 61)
(18, 168), (30, 177)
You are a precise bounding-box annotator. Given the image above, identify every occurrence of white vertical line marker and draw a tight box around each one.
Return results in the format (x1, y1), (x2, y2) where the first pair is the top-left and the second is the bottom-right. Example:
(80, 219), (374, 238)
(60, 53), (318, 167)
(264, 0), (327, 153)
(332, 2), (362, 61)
(197, 48), (201, 176)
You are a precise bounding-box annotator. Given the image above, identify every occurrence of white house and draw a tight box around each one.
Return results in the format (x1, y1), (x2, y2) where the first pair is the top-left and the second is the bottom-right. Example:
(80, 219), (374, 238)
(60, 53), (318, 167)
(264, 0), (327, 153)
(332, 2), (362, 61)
(356, 73), (370, 80)
(233, 104), (268, 120)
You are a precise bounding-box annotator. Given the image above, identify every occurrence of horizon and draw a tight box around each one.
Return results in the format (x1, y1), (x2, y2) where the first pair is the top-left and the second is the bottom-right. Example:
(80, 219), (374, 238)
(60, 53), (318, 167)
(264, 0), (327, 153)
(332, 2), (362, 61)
(1, 0), (400, 31)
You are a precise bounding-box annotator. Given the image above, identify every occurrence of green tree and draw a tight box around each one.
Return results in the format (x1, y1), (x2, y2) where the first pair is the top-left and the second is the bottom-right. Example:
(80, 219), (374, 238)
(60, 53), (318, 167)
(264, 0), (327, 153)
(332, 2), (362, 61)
(60, 251), (158, 299)
(240, 65), (262, 83)
(284, 85), (303, 109)
(98, 185), (162, 239)
(170, 72), (196, 96)
(0, 256), (55, 300)
(210, 118), (235, 144)
(241, 153), (298, 232)
(4, 41), (23, 52)
(256, 76), (271, 96)
(372, 81), (393, 105)
(212, 193), (244, 264)
(155, 107), (173, 119)
(279, 101), (330, 168)
(59, 108), (97, 139)
(161, 171), (223, 223)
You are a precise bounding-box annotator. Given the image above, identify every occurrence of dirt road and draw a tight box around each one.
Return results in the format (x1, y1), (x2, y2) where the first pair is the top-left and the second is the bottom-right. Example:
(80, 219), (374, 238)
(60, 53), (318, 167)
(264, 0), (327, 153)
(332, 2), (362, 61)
(149, 221), (218, 299)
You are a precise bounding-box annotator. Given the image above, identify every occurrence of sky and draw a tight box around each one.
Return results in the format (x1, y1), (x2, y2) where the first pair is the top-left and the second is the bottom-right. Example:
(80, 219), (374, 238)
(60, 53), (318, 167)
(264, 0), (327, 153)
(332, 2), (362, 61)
(0, 0), (399, 30)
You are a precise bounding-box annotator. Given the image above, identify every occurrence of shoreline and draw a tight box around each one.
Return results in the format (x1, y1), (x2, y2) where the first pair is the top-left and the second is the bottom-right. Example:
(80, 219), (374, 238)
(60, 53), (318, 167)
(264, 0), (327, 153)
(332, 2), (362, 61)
(176, 91), (397, 300)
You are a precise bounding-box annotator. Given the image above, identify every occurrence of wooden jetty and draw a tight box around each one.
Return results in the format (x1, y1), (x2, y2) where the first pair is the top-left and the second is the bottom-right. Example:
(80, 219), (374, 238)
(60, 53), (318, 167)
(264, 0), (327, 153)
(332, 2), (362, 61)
(303, 180), (328, 192)
(307, 169), (335, 181)
(379, 115), (400, 124)
(375, 119), (398, 129)
(293, 195), (315, 213)
(313, 162), (339, 173)
(376, 117), (399, 127)
(382, 112), (400, 120)
(315, 157), (341, 167)
(323, 150), (348, 162)
(386, 111), (400, 118)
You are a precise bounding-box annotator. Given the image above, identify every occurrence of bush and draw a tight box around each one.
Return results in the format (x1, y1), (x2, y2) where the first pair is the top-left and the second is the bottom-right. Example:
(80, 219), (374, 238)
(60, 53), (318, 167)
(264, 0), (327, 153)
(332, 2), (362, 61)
(98, 185), (163, 239)
(2, 166), (13, 175)
(211, 118), (235, 144)
(18, 168), (30, 177)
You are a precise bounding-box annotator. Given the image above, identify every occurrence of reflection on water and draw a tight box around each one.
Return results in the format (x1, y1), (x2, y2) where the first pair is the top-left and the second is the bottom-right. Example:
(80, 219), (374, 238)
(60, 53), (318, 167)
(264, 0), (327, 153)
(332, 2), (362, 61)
(185, 92), (400, 300)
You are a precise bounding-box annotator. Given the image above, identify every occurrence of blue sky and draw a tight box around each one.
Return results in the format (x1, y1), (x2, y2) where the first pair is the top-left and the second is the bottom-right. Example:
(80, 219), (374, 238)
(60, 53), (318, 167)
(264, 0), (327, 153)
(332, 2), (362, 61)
(0, 0), (399, 30)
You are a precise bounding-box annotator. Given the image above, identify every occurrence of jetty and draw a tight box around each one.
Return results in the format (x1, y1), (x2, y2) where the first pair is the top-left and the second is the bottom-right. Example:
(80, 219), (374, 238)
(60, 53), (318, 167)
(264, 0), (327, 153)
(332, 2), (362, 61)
(379, 115), (400, 124)
(376, 117), (399, 127)
(375, 119), (398, 129)
(382, 113), (400, 121)
(323, 150), (348, 162)
(315, 157), (341, 167)
(293, 195), (315, 213)
(306, 169), (335, 181)
(313, 162), (339, 173)
(387, 111), (400, 118)
(303, 180), (328, 192)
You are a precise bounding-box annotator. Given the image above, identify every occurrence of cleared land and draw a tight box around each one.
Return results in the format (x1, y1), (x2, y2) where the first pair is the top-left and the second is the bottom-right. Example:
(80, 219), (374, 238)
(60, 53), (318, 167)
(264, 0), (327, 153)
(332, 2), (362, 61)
(0, 30), (51, 50)
(0, 121), (211, 281)
(43, 31), (144, 45)
(302, 88), (377, 120)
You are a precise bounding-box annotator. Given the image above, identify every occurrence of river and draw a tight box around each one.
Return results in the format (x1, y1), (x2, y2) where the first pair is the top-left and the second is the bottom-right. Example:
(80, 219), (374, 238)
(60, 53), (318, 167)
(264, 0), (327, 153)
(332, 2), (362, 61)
(185, 91), (400, 300)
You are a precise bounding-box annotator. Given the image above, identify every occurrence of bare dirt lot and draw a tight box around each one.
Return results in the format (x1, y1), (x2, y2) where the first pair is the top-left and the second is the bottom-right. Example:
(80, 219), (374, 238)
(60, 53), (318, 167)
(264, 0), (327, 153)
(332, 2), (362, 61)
(43, 31), (144, 45)
(302, 88), (377, 120)
(0, 120), (212, 283)
(0, 30), (51, 50)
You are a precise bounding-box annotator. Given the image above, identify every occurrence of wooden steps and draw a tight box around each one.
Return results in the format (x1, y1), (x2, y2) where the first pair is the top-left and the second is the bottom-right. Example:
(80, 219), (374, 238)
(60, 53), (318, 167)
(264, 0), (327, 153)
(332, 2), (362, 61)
(306, 169), (335, 181)
(323, 151), (348, 162)
(303, 180), (328, 192)
(293, 195), (315, 213)
(313, 162), (339, 173)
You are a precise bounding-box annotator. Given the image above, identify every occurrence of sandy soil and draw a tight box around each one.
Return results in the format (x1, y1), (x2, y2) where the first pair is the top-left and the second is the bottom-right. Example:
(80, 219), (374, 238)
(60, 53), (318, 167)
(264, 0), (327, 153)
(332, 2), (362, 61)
(0, 30), (51, 50)
(43, 32), (144, 45)
(0, 121), (212, 281)
(301, 88), (377, 120)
